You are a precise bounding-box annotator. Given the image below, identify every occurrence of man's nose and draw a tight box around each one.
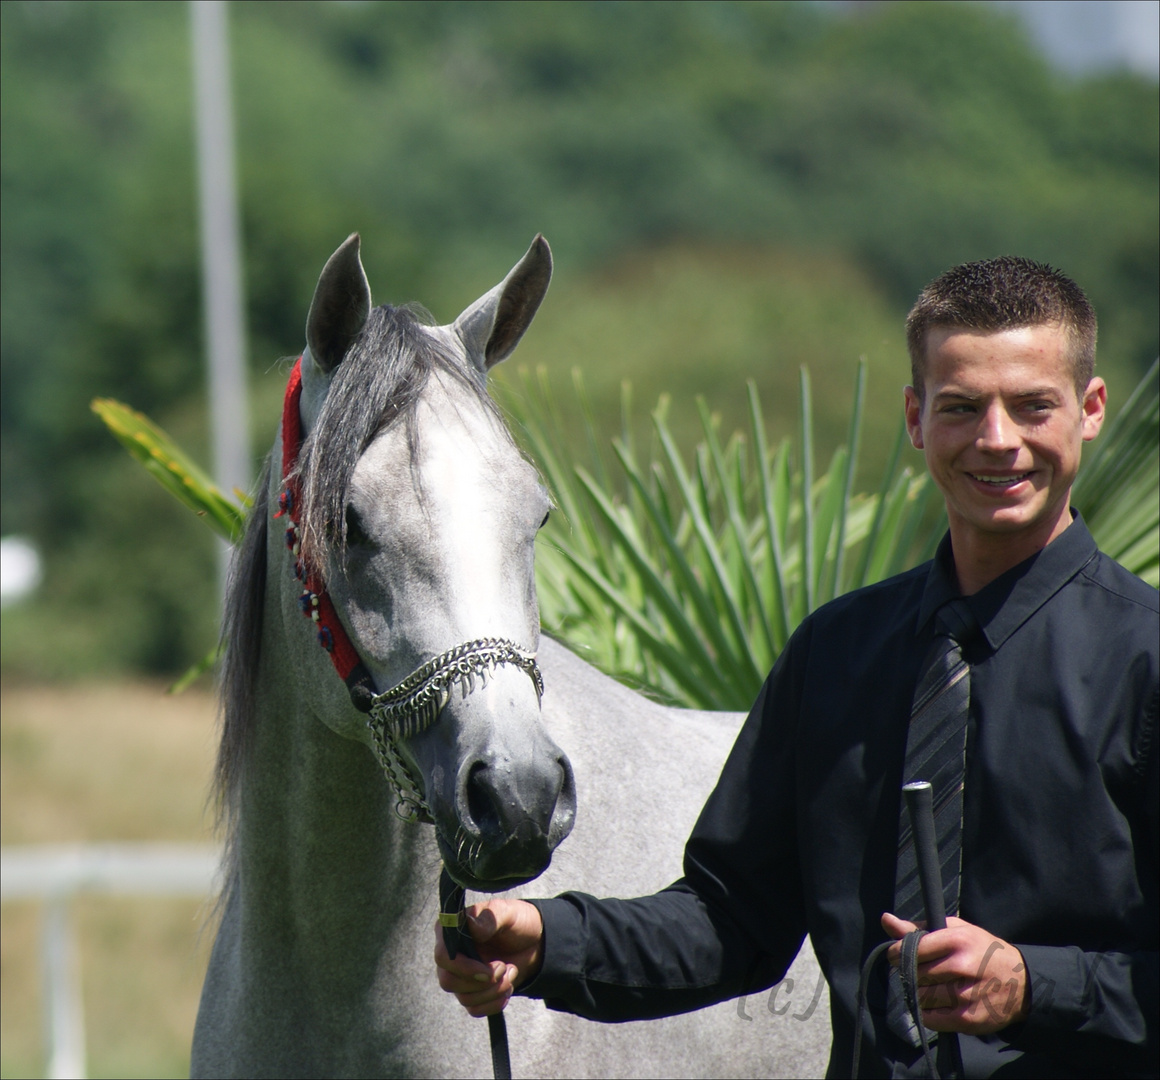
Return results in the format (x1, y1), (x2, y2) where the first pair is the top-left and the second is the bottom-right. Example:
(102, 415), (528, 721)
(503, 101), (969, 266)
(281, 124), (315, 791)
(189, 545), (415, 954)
(975, 403), (1018, 453)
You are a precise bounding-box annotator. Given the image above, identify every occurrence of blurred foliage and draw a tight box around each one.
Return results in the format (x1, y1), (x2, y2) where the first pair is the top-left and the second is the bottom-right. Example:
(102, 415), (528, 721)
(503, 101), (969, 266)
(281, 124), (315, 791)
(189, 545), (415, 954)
(2, 0), (1156, 676)
(1071, 359), (1160, 584)
(493, 247), (911, 486)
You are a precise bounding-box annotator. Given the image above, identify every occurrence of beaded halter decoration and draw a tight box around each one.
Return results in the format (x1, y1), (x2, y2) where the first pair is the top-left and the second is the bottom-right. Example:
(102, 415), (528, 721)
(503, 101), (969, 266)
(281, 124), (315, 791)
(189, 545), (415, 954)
(276, 357), (544, 823)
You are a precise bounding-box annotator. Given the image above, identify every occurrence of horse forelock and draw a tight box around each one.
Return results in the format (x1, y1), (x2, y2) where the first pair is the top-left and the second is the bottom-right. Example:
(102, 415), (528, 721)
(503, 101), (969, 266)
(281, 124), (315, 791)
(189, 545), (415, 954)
(295, 304), (499, 582)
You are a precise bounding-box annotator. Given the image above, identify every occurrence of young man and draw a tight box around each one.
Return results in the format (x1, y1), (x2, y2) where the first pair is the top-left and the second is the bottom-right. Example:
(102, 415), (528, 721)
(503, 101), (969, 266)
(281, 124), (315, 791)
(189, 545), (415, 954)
(435, 258), (1158, 1077)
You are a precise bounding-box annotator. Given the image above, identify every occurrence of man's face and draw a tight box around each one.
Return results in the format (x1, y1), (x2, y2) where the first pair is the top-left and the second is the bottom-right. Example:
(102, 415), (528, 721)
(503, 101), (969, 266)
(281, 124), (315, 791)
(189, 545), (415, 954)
(904, 324), (1106, 556)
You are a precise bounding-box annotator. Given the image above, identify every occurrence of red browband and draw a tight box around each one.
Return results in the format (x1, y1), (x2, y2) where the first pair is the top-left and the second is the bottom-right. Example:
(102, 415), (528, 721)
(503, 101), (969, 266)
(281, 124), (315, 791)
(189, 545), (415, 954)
(275, 357), (370, 691)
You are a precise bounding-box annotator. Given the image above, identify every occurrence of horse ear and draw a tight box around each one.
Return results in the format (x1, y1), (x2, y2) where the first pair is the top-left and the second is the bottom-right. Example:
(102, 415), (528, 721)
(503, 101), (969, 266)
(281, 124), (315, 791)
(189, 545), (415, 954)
(454, 235), (552, 372)
(305, 233), (372, 373)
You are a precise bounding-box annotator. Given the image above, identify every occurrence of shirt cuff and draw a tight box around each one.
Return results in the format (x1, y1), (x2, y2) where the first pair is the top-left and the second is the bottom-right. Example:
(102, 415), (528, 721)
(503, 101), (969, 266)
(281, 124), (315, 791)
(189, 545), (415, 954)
(1015, 943), (1091, 1037)
(516, 897), (585, 1001)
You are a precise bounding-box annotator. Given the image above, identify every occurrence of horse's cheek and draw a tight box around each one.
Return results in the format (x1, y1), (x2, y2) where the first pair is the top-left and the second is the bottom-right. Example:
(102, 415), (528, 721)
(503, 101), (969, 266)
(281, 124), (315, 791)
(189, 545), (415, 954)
(279, 576), (372, 746)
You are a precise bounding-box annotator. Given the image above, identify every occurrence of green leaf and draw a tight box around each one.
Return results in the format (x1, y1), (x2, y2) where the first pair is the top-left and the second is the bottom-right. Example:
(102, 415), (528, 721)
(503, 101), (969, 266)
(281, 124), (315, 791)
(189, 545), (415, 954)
(799, 368), (816, 615)
(1073, 360), (1158, 582)
(167, 642), (222, 694)
(91, 398), (246, 543)
(652, 412), (765, 688)
(748, 385), (793, 650)
(830, 359), (866, 597)
(697, 397), (776, 669)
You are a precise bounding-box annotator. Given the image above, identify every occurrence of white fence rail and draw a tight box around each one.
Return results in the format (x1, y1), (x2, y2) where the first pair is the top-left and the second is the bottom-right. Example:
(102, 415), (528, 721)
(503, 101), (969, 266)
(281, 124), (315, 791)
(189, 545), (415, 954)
(1, 843), (220, 1080)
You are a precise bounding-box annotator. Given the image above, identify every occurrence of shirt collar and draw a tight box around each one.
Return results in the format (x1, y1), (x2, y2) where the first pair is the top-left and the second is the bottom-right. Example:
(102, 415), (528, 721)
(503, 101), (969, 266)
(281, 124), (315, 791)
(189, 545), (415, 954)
(917, 510), (1099, 651)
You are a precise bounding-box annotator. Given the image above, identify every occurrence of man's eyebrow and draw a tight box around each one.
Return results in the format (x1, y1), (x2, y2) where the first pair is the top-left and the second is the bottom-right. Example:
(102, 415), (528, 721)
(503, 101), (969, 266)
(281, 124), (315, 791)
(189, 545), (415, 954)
(931, 388), (980, 402)
(931, 386), (1065, 402)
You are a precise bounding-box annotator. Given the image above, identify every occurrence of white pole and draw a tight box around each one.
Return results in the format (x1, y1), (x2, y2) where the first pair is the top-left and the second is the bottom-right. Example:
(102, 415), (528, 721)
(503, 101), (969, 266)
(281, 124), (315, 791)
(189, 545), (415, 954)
(191, 0), (249, 587)
(43, 895), (86, 1080)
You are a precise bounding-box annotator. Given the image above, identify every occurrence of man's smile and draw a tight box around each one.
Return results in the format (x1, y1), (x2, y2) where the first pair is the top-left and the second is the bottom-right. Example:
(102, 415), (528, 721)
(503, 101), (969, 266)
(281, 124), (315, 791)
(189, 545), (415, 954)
(966, 471), (1033, 488)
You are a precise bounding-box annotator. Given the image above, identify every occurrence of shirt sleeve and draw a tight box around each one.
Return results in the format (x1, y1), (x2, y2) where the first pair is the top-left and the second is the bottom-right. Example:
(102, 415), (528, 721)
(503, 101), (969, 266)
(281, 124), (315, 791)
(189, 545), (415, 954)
(520, 631), (812, 1022)
(1008, 703), (1159, 1075)
(1009, 945), (1158, 1074)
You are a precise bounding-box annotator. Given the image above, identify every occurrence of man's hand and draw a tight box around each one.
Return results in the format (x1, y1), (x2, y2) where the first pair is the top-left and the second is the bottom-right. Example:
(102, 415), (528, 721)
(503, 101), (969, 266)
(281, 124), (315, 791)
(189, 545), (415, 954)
(881, 912), (1029, 1034)
(434, 898), (545, 1017)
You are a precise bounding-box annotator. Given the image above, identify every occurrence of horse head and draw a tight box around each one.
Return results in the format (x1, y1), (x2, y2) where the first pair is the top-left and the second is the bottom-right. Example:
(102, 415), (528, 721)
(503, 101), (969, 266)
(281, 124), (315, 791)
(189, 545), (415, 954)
(282, 233), (574, 890)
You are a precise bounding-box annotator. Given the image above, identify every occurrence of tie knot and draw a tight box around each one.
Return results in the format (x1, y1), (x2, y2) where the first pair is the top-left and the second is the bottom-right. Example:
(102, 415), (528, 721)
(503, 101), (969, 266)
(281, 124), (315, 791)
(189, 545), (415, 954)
(935, 599), (978, 645)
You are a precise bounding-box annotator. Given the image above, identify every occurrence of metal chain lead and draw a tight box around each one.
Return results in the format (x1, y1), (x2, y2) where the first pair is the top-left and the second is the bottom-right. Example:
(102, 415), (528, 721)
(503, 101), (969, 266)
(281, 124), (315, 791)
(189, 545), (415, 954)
(365, 638), (544, 823)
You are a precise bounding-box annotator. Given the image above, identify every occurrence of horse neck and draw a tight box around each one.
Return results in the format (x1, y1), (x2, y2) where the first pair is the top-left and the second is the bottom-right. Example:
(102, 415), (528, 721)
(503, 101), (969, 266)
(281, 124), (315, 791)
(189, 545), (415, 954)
(229, 508), (435, 968)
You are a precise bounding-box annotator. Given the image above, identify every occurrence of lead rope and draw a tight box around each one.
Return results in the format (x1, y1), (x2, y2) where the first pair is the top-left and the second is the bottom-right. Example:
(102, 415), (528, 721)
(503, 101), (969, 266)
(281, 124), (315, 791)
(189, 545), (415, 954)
(852, 931), (934, 1078)
(440, 868), (513, 1080)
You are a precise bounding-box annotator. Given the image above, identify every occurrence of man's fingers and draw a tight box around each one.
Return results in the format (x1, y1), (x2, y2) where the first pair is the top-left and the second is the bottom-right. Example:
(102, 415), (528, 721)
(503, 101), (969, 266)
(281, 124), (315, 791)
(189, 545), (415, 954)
(881, 912), (919, 940)
(460, 984), (514, 1019)
(881, 911), (921, 965)
(438, 968), (508, 997)
(911, 922), (988, 976)
(433, 925), (495, 981)
(445, 963), (520, 1018)
(456, 898), (538, 955)
(435, 956), (506, 995)
(434, 929), (520, 999)
(464, 902), (500, 943)
(916, 979), (964, 1009)
(433, 898), (544, 1015)
(880, 917), (1029, 1034)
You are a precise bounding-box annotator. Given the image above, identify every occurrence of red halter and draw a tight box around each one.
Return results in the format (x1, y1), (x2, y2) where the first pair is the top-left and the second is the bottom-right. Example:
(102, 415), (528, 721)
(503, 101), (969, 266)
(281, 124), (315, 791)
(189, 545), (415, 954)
(274, 357), (372, 696)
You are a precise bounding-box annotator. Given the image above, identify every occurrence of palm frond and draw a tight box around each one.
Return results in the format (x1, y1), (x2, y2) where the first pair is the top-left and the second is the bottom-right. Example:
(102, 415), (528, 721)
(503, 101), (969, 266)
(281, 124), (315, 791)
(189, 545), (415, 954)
(91, 398), (246, 544)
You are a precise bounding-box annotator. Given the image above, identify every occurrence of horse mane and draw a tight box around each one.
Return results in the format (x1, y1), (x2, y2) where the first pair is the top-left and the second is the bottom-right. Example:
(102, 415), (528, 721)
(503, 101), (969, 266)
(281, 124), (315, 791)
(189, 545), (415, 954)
(215, 454), (269, 841)
(214, 304), (499, 864)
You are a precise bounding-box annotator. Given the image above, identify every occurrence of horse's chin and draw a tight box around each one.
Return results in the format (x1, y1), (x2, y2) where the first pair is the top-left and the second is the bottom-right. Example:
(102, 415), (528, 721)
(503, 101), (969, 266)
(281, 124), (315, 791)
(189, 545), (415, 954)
(435, 826), (561, 892)
(443, 862), (550, 893)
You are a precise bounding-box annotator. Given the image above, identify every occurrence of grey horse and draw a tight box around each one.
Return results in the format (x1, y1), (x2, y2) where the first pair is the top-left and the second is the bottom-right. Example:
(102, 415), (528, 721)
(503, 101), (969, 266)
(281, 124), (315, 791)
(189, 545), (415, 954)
(190, 234), (830, 1078)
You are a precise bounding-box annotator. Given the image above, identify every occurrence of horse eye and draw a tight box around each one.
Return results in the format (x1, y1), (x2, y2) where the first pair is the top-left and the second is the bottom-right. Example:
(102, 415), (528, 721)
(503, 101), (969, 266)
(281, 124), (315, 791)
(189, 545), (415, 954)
(539, 509), (551, 530)
(345, 506), (371, 547)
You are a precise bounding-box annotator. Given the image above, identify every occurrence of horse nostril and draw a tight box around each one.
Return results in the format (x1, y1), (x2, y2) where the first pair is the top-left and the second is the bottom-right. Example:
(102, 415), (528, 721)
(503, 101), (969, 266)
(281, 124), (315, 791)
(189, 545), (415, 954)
(461, 754), (564, 843)
(450, 750), (574, 884)
(551, 754), (577, 833)
(464, 759), (502, 838)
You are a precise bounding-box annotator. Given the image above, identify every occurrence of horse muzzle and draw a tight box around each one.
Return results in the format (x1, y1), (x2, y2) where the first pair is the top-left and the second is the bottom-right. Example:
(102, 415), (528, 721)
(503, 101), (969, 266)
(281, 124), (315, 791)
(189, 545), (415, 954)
(436, 736), (576, 890)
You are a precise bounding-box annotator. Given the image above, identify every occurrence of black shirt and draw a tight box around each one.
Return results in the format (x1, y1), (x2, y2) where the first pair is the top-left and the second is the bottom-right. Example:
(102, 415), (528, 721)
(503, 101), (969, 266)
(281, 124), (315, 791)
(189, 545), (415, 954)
(525, 515), (1159, 1077)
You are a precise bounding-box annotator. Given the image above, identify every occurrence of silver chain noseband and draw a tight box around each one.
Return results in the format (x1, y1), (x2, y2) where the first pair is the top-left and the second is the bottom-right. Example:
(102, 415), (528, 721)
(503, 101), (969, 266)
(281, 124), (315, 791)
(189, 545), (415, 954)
(365, 638), (545, 823)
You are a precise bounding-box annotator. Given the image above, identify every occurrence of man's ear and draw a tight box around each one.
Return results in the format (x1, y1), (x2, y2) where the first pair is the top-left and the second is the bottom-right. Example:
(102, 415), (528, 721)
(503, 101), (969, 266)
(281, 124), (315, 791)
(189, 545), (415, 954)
(904, 386), (925, 449)
(1080, 377), (1107, 442)
(454, 235), (552, 373)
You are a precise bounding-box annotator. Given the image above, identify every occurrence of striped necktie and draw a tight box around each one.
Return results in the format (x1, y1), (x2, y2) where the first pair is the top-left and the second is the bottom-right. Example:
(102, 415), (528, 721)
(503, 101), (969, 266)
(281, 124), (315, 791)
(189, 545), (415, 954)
(888, 599), (977, 1051)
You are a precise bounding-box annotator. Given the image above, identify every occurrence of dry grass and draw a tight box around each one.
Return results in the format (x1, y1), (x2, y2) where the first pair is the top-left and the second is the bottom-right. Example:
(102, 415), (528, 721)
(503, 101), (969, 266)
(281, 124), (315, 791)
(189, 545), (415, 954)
(1, 680), (218, 1078)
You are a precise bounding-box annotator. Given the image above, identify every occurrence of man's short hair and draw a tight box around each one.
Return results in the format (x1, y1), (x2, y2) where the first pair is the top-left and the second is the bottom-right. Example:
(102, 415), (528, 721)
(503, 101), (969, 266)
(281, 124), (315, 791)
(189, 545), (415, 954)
(906, 257), (1097, 401)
